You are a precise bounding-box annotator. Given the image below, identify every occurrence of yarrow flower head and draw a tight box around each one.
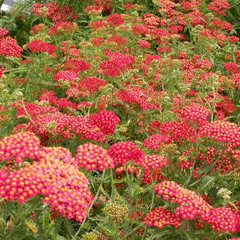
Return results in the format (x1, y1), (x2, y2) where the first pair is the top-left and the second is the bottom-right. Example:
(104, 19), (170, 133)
(180, 103), (210, 125)
(26, 40), (57, 54)
(48, 21), (78, 35)
(99, 50), (135, 76)
(143, 134), (173, 150)
(0, 164), (47, 203)
(76, 143), (114, 171)
(154, 181), (240, 232)
(0, 132), (93, 222)
(144, 206), (181, 229)
(0, 27), (9, 37)
(0, 132), (41, 164)
(136, 154), (169, 171)
(0, 36), (23, 57)
(54, 70), (78, 83)
(78, 77), (106, 94)
(39, 156), (92, 222)
(158, 121), (196, 142)
(137, 39), (151, 49)
(224, 62), (239, 74)
(38, 146), (75, 165)
(89, 110), (120, 135)
(16, 102), (58, 118)
(208, 0), (230, 15)
(105, 13), (124, 26)
(107, 141), (144, 166)
(207, 207), (239, 232)
(154, 181), (213, 221)
(65, 58), (91, 72)
(198, 120), (240, 147)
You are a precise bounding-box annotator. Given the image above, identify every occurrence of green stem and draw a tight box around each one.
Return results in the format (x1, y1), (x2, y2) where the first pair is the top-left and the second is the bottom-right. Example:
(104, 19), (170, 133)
(141, 174), (155, 240)
(73, 169), (106, 239)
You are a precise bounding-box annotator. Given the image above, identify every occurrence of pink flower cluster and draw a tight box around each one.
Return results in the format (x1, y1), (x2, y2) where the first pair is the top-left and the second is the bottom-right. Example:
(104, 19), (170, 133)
(115, 86), (159, 110)
(48, 21), (78, 35)
(180, 103), (210, 125)
(143, 134), (173, 150)
(76, 143), (114, 170)
(26, 40), (57, 54)
(65, 57), (91, 72)
(54, 70), (78, 83)
(99, 50), (135, 76)
(16, 108), (120, 142)
(198, 120), (240, 147)
(0, 27), (9, 36)
(0, 132), (40, 163)
(157, 121), (196, 142)
(138, 154), (169, 171)
(78, 77), (106, 94)
(88, 110), (120, 135)
(144, 206), (181, 229)
(0, 133), (92, 222)
(154, 181), (240, 232)
(107, 141), (144, 165)
(0, 33), (23, 57)
(16, 102), (58, 118)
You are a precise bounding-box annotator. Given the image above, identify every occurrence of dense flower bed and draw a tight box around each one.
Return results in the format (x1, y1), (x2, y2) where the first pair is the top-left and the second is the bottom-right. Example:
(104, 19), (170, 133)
(0, 0), (240, 239)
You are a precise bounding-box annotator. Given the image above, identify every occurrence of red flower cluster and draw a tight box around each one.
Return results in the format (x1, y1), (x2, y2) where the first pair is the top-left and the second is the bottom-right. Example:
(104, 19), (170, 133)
(24, 109), (119, 142)
(54, 70), (78, 83)
(39, 90), (58, 105)
(39, 146), (75, 165)
(88, 20), (108, 30)
(48, 21), (78, 35)
(26, 40), (57, 54)
(198, 120), (240, 147)
(137, 40), (151, 49)
(0, 133), (92, 222)
(76, 143), (114, 170)
(115, 86), (159, 110)
(224, 62), (239, 74)
(155, 181), (213, 221)
(78, 77), (106, 93)
(154, 181), (240, 232)
(208, 0), (230, 15)
(0, 132), (40, 163)
(72, 116), (106, 142)
(180, 103), (210, 125)
(137, 154), (169, 171)
(30, 24), (45, 34)
(105, 13), (124, 26)
(158, 121), (196, 142)
(0, 164), (46, 203)
(36, 150), (92, 222)
(106, 35), (127, 45)
(57, 98), (77, 109)
(107, 141), (144, 165)
(99, 50), (134, 76)
(65, 58), (91, 72)
(0, 27), (9, 37)
(88, 110), (120, 135)
(144, 206), (181, 229)
(0, 36), (23, 57)
(143, 134), (173, 150)
(16, 102), (58, 118)
(207, 207), (239, 232)
(32, 2), (76, 23)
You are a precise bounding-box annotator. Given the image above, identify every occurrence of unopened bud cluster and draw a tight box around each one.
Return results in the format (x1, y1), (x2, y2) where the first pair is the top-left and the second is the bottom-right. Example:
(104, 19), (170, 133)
(103, 202), (128, 224)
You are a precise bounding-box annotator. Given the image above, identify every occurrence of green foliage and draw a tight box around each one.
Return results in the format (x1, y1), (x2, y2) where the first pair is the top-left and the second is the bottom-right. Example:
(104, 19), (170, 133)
(226, 0), (240, 37)
(1, 0), (240, 239)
